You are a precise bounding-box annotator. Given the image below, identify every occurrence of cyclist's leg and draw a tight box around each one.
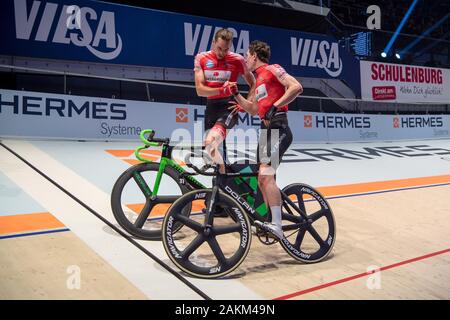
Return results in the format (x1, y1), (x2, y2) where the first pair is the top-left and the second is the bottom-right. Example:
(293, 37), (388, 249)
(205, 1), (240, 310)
(259, 166), (280, 204)
(204, 98), (237, 173)
(258, 166), (282, 234)
(256, 122), (277, 209)
(204, 102), (223, 171)
(255, 140), (269, 208)
(256, 116), (293, 238)
(205, 123), (226, 173)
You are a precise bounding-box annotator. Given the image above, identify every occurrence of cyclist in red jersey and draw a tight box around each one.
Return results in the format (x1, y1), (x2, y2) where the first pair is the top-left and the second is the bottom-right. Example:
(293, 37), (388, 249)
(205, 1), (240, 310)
(194, 28), (255, 172)
(229, 40), (303, 240)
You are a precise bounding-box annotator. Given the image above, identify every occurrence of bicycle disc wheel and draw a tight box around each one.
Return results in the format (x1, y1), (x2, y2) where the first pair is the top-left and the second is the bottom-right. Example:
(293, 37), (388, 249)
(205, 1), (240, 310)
(279, 183), (336, 263)
(111, 162), (191, 240)
(162, 189), (252, 279)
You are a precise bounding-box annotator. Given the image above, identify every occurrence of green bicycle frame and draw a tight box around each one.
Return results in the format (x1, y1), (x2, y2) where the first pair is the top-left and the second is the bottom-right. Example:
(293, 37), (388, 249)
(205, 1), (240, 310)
(134, 129), (268, 218)
(134, 129), (206, 196)
(134, 129), (270, 217)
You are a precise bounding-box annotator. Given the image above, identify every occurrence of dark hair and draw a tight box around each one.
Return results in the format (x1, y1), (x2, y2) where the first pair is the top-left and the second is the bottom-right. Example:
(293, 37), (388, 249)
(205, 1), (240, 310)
(214, 28), (233, 42)
(248, 40), (270, 63)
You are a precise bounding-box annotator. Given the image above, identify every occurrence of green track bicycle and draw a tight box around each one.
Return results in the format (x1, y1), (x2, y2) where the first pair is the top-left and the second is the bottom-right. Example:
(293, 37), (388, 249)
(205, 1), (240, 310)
(111, 129), (207, 240)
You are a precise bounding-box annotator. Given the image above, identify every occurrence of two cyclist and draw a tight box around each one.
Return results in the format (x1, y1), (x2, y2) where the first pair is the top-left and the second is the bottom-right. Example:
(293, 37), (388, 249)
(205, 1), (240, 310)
(195, 35), (303, 240)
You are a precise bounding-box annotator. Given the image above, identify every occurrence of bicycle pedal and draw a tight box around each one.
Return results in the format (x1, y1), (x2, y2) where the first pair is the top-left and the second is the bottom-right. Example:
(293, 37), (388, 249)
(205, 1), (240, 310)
(256, 232), (279, 245)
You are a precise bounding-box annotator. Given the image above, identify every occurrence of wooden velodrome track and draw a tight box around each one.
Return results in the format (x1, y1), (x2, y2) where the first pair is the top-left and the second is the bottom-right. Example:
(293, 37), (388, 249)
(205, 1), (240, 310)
(1, 138), (449, 299)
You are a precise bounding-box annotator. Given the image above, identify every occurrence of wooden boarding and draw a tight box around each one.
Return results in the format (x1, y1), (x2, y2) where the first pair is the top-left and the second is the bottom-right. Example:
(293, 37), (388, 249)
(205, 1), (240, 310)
(0, 232), (147, 299)
(1, 139), (449, 299)
(237, 185), (450, 300)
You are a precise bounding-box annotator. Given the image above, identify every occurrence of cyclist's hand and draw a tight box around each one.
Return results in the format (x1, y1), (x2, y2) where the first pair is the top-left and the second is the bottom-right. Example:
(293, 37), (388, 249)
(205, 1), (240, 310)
(263, 105), (277, 127)
(229, 82), (239, 96)
(228, 101), (245, 115)
(220, 81), (239, 96)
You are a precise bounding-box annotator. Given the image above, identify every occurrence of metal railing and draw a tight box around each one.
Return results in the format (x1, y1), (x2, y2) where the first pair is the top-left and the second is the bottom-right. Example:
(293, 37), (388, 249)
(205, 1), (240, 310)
(1, 63), (448, 114)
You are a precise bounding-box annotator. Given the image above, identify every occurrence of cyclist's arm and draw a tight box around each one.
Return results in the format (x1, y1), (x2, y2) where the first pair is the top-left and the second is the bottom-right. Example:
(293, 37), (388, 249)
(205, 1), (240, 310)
(233, 90), (258, 116)
(242, 70), (256, 102)
(194, 69), (222, 97)
(273, 74), (303, 108)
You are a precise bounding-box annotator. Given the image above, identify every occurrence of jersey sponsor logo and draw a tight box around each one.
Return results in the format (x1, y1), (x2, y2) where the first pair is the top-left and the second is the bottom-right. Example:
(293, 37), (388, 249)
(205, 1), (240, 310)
(184, 22), (249, 56)
(205, 60), (215, 68)
(13, 0), (122, 60)
(204, 70), (231, 83)
(255, 84), (268, 102)
(290, 37), (342, 77)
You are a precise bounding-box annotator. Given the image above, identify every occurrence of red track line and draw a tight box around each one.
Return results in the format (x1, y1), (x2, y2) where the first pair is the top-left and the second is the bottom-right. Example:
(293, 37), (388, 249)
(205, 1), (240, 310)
(273, 248), (450, 300)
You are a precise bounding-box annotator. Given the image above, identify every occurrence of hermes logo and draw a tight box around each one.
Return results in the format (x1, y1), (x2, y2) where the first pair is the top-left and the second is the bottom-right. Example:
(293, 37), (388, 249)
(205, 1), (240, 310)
(393, 117), (399, 128)
(304, 115), (313, 128)
(176, 108), (188, 123)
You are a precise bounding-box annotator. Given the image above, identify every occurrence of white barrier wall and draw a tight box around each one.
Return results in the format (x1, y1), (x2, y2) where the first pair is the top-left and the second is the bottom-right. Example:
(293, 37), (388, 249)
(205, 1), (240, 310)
(1, 89), (449, 142)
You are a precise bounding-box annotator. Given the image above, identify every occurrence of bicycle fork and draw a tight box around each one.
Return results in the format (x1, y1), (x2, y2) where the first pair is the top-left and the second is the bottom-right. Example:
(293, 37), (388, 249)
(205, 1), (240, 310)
(204, 183), (219, 228)
(150, 159), (167, 199)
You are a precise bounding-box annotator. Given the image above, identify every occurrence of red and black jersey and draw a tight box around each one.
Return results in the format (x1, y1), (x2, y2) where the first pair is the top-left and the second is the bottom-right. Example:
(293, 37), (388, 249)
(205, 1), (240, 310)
(194, 50), (248, 100)
(254, 64), (289, 120)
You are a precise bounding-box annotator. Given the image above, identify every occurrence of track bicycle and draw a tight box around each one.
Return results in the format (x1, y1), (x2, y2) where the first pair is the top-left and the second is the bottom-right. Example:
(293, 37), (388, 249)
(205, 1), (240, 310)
(161, 154), (336, 279)
(110, 129), (208, 240)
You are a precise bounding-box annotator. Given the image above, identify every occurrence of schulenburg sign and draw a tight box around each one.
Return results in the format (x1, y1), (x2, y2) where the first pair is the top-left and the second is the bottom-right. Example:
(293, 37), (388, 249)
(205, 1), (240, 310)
(360, 61), (450, 103)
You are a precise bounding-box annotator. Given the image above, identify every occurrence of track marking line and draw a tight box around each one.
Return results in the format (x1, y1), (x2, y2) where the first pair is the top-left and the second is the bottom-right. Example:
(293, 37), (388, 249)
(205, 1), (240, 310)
(273, 247), (450, 300)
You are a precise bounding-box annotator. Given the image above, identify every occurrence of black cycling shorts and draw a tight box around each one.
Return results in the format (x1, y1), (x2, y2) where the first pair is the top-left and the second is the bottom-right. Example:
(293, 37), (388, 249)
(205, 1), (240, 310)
(204, 97), (238, 131)
(257, 113), (293, 169)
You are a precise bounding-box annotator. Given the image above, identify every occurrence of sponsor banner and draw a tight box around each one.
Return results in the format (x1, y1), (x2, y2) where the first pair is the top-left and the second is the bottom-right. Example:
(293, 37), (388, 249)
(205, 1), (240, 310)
(360, 61), (450, 103)
(293, 112), (450, 142)
(0, 0), (360, 95)
(1, 90), (449, 142)
(0, 89), (261, 141)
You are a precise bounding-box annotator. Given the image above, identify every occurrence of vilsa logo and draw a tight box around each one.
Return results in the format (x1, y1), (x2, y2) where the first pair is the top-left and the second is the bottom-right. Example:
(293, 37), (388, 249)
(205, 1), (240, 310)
(184, 22), (249, 56)
(291, 37), (343, 77)
(13, 0), (122, 60)
(176, 108), (189, 123)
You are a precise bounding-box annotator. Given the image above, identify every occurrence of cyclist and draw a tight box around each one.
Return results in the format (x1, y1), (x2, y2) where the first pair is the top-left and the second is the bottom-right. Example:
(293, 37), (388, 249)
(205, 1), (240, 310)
(194, 28), (256, 173)
(229, 40), (303, 240)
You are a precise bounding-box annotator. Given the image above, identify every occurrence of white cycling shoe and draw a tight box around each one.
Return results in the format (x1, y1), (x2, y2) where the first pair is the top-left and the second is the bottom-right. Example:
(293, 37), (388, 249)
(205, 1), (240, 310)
(254, 221), (284, 240)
